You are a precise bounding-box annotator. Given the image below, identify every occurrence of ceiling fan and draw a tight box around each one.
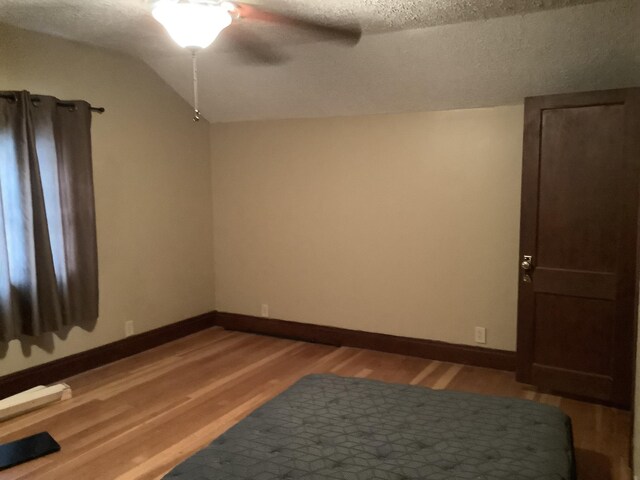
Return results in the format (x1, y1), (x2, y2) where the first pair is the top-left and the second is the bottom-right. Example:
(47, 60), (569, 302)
(150, 0), (362, 121)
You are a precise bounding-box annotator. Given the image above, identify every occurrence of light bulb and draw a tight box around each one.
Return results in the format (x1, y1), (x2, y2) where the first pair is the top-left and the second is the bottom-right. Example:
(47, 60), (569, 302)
(153, 1), (232, 49)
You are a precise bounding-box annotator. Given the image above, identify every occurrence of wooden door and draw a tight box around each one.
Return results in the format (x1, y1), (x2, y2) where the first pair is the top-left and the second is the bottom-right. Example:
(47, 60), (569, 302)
(516, 88), (640, 408)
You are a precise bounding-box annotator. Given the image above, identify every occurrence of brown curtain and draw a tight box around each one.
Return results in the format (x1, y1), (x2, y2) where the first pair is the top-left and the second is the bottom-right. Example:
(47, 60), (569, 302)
(0, 91), (98, 342)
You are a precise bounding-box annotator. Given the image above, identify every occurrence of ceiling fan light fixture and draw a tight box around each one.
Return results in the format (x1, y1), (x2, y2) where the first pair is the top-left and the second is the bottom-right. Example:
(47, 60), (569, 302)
(152, 0), (233, 49)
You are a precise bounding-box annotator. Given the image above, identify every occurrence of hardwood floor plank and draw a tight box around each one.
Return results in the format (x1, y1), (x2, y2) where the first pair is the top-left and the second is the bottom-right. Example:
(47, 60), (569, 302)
(431, 364), (463, 390)
(409, 361), (440, 385)
(115, 390), (275, 480)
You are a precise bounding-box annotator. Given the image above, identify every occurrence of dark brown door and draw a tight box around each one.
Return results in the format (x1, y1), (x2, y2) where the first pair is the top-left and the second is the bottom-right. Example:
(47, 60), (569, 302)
(517, 88), (640, 408)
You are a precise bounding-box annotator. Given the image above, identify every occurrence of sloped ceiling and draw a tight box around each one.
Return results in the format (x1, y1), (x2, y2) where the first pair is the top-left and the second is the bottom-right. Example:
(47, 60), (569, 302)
(1, 0), (638, 122)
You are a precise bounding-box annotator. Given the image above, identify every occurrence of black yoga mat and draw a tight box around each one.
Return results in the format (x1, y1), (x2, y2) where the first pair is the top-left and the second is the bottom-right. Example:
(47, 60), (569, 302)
(0, 432), (60, 470)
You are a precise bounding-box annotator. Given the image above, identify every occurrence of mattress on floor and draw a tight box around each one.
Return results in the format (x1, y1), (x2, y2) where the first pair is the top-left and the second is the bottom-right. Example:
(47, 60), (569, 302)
(164, 374), (576, 480)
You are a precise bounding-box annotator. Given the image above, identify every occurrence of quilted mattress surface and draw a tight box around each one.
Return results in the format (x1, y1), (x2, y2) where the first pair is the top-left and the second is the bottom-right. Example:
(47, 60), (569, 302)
(164, 374), (575, 480)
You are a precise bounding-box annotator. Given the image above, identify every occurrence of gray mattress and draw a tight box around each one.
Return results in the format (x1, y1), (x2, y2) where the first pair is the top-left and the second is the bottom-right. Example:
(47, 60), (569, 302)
(164, 374), (576, 480)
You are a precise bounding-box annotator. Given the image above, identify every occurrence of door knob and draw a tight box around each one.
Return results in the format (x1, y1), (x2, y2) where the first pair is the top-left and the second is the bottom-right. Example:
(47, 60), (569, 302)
(521, 255), (533, 271)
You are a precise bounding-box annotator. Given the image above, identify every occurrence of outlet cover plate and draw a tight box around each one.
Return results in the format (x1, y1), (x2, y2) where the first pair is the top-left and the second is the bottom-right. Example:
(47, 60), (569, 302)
(125, 321), (134, 337)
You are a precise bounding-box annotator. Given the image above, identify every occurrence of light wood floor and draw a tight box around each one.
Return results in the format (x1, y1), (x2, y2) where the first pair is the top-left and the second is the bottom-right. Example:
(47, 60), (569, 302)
(0, 327), (633, 479)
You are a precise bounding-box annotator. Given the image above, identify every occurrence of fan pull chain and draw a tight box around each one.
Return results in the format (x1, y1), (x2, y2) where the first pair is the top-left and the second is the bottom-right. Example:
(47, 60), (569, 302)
(192, 49), (200, 122)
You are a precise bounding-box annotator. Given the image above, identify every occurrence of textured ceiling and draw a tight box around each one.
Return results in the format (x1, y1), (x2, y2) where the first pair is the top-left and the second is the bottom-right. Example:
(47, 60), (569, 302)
(1, 0), (638, 122)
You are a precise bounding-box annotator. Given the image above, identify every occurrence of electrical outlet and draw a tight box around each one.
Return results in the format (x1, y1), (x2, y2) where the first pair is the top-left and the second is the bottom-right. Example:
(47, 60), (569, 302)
(474, 327), (486, 344)
(125, 320), (135, 338)
(261, 304), (269, 318)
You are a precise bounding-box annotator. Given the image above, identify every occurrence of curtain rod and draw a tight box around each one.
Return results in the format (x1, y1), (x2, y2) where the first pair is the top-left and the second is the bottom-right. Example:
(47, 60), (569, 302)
(0, 93), (105, 114)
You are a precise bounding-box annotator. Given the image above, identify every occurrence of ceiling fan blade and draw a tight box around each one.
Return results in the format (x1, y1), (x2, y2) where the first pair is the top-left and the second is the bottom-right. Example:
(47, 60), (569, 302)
(233, 2), (362, 45)
(220, 24), (287, 64)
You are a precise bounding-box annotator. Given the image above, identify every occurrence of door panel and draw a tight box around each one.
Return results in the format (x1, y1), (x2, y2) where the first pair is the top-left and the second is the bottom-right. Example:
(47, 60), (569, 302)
(533, 294), (615, 375)
(516, 88), (640, 408)
(537, 105), (624, 273)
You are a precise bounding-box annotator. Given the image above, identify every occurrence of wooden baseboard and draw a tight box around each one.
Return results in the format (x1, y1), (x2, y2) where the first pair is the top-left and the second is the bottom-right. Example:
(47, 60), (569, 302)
(0, 310), (515, 399)
(0, 312), (216, 399)
(213, 312), (516, 371)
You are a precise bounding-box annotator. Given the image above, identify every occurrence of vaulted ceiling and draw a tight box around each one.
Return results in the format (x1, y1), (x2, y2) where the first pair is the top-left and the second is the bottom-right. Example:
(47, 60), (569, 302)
(1, 0), (638, 122)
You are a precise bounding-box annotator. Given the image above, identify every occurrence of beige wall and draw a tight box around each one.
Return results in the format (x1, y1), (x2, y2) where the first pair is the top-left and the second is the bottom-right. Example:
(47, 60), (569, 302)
(0, 24), (215, 375)
(211, 106), (524, 351)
